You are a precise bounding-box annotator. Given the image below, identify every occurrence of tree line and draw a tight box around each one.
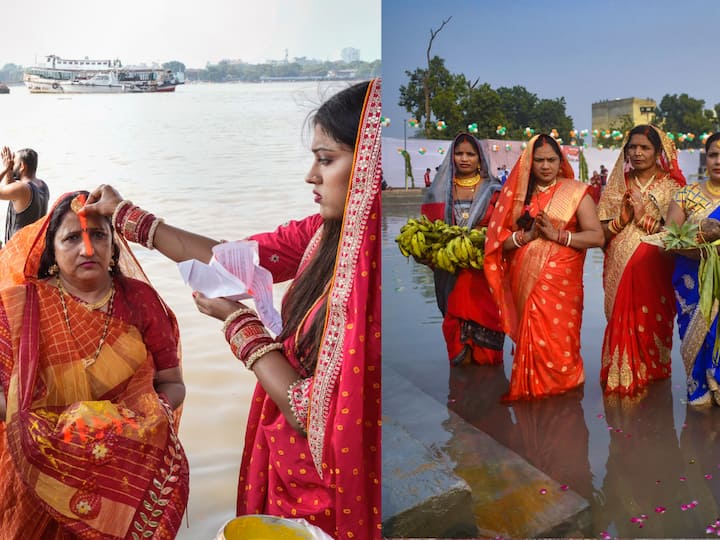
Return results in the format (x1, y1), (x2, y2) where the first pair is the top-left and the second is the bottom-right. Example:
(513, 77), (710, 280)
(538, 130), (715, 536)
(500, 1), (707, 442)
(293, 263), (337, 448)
(399, 56), (719, 149)
(190, 59), (380, 83)
(0, 59), (381, 85)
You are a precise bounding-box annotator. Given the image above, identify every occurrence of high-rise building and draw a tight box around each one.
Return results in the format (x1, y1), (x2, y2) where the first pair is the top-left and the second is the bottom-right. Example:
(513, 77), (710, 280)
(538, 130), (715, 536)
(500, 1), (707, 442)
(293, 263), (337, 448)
(341, 47), (360, 63)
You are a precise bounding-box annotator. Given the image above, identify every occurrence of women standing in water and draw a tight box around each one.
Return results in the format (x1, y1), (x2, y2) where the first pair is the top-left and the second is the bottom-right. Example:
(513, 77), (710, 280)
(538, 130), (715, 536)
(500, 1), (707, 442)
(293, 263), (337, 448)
(484, 134), (604, 400)
(0, 191), (188, 539)
(598, 124), (685, 397)
(421, 133), (505, 366)
(666, 132), (720, 407)
(84, 80), (382, 539)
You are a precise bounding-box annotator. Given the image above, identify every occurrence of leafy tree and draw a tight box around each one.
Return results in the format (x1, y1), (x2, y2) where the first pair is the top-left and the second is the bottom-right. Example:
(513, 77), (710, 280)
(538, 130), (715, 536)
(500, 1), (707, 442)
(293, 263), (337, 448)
(531, 97), (573, 141)
(399, 56), (467, 138)
(655, 93), (715, 148)
(461, 83), (506, 138)
(496, 86), (538, 138)
(162, 61), (186, 74)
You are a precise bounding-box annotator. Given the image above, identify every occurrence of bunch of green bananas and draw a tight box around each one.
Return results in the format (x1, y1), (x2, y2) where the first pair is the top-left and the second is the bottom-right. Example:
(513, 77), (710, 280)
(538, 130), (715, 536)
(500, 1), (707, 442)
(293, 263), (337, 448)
(396, 215), (487, 273)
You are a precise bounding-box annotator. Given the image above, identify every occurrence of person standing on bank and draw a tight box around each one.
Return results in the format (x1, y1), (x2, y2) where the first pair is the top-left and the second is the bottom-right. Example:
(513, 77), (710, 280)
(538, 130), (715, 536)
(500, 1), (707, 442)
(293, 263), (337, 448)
(424, 167), (432, 188)
(421, 132), (505, 366)
(83, 79), (382, 539)
(597, 124), (685, 397)
(0, 147), (50, 244)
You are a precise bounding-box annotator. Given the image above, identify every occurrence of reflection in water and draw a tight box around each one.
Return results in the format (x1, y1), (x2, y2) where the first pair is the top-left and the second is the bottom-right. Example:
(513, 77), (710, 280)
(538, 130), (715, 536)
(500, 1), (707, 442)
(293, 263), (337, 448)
(449, 365), (593, 501)
(447, 364), (513, 450)
(680, 405), (720, 525)
(508, 388), (593, 502)
(383, 200), (720, 537)
(597, 379), (716, 537)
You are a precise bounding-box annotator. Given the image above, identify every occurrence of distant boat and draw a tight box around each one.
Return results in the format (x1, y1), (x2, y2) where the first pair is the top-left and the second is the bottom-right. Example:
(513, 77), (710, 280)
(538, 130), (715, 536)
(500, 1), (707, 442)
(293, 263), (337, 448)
(0, 83), (9, 94)
(24, 55), (184, 94)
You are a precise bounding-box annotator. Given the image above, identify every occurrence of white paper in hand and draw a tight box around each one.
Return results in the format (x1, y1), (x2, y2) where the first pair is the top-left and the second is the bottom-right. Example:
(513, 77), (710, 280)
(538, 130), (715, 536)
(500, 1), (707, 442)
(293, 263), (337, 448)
(177, 240), (282, 334)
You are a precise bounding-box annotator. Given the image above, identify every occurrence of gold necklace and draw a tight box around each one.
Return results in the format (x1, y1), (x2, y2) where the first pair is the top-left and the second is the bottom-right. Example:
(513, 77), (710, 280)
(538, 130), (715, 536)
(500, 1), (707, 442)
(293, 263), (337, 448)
(536, 178), (557, 193)
(706, 180), (720, 197)
(634, 173), (656, 194)
(453, 174), (481, 189)
(64, 282), (115, 310)
(57, 278), (115, 368)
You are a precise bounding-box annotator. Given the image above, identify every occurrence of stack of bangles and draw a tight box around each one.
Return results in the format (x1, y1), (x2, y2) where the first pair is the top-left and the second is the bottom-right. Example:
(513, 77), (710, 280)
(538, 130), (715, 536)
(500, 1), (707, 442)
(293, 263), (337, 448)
(638, 214), (662, 234)
(556, 229), (572, 247)
(511, 229), (528, 248)
(112, 200), (164, 249)
(607, 217), (627, 235)
(222, 307), (283, 370)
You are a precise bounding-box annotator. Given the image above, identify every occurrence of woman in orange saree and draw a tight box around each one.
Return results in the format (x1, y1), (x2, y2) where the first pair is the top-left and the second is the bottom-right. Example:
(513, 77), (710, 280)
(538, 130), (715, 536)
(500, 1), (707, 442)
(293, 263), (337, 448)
(597, 124), (685, 397)
(421, 133), (504, 366)
(485, 134), (604, 400)
(84, 79), (382, 539)
(0, 191), (188, 539)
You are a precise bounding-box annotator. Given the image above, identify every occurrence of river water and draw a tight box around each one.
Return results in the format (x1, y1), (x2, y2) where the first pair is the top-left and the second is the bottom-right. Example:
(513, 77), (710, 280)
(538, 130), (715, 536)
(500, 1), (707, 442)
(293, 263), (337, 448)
(0, 81), (351, 539)
(383, 201), (720, 539)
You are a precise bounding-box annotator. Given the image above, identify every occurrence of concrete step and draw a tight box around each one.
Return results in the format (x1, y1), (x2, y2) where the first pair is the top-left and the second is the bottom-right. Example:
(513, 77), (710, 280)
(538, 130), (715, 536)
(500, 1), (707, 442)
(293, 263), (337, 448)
(382, 416), (477, 538)
(382, 366), (591, 538)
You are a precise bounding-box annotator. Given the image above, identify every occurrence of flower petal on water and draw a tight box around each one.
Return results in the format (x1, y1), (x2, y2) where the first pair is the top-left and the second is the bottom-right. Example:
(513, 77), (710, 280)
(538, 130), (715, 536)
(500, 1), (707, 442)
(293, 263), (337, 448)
(654, 506), (666, 514)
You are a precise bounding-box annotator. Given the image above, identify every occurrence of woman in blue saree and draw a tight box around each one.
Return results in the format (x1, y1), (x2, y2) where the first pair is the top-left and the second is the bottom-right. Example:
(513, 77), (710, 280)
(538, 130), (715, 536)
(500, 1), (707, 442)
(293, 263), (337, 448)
(666, 132), (720, 406)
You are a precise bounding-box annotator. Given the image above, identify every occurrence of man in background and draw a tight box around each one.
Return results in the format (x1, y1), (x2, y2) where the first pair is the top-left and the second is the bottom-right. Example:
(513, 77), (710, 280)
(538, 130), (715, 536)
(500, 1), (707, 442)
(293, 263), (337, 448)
(0, 146), (50, 244)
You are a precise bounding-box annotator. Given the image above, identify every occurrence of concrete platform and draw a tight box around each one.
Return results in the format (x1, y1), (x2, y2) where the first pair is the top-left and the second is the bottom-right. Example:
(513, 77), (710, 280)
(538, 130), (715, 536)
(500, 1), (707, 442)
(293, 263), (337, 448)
(382, 417), (477, 538)
(382, 366), (591, 539)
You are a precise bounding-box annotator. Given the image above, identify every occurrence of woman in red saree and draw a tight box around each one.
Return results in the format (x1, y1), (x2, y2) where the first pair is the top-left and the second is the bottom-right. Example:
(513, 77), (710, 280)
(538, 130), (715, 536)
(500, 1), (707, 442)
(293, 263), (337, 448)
(0, 191), (188, 539)
(485, 134), (604, 400)
(597, 124), (685, 397)
(421, 133), (504, 365)
(84, 80), (382, 539)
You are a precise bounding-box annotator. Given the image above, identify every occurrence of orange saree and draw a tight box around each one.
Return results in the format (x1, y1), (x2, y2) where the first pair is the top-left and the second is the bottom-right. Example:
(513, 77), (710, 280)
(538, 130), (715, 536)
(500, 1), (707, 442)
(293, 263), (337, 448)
(0, 200), (188, 539)
(0, 281), (188, 540)
(485, 137), (589, 400)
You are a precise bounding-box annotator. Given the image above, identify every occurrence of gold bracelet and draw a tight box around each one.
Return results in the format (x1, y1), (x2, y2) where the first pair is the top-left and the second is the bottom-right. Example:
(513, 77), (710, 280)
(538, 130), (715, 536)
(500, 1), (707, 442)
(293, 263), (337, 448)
(244, 342), (284, 371)
(146, 217), (164, 250)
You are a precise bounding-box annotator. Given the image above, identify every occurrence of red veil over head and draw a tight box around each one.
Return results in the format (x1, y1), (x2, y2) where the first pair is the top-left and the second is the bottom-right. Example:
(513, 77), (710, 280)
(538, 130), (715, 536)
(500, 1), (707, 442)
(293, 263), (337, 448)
(484, 134), (575, 337)
(307, 78), (382, 536)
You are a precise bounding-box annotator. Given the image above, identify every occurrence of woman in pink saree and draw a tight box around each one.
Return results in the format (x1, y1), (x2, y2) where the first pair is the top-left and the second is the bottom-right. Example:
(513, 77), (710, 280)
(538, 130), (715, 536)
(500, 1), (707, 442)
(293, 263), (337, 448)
(84, 79), (382, 539)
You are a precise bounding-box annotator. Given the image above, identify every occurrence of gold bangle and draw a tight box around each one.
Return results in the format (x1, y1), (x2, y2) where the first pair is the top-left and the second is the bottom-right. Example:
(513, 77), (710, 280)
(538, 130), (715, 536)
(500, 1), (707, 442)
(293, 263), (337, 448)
(146, 217), (164, 250)
(245, 342), (284, 371)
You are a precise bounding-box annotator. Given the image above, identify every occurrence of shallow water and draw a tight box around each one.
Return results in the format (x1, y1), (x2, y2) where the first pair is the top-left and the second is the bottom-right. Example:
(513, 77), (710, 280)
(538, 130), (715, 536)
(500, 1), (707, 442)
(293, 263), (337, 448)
(382, 202), (720, 538)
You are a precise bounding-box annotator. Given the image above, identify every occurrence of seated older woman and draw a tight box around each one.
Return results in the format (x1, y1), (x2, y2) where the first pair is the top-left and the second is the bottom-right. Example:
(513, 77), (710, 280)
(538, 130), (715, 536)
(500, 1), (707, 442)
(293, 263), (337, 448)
(0, 191), (188, 539)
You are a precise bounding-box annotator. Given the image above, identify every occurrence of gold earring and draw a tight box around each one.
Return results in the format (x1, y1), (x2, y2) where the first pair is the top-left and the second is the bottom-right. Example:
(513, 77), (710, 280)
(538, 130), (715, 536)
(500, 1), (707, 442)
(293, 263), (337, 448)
(48, 264), (59, 275)
(109, 259), (116, 269)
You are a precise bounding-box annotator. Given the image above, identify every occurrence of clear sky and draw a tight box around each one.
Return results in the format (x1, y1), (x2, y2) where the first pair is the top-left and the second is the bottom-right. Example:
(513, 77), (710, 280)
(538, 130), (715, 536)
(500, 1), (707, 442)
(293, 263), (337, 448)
(382, 0), (720, 138)
(3, 0), (380, 69)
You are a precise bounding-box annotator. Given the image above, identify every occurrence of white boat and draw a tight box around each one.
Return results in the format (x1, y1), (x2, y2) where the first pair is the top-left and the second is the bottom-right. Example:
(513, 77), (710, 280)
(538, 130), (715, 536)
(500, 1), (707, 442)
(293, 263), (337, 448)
(24, 55), (183, 94)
